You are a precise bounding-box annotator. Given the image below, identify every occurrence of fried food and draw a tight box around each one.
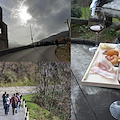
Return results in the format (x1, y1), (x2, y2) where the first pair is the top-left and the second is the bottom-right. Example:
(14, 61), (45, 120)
(106, 50), (119, 56)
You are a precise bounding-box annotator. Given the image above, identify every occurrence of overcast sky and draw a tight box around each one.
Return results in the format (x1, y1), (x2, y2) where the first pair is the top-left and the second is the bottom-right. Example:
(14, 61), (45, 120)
(0, 0), (70, 48)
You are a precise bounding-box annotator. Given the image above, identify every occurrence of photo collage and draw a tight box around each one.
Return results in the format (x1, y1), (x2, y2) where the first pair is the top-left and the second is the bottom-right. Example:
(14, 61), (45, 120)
(0, 0), (120, 120)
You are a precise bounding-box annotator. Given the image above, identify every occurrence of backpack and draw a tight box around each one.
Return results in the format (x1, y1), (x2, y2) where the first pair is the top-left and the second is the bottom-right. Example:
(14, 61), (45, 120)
(3, 94), (7, 104)
(13, 97), (16, 104)
(12, 97), (17, 108)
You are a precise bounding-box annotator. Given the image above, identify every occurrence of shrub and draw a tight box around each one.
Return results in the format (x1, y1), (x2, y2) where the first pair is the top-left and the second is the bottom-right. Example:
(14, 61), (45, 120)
(71, 4), (82, 18)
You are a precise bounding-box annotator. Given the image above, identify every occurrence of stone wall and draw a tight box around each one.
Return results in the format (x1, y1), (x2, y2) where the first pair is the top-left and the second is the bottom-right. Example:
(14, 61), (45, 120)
(0, 7), (8, 50)
(0, 39), (8, 50)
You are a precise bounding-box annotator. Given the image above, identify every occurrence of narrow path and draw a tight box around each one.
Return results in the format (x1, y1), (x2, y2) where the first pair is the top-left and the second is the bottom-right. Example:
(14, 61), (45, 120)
(0, 93), (24, 120)
(0, 45), (60, 62)
(0, 86), (36, 120)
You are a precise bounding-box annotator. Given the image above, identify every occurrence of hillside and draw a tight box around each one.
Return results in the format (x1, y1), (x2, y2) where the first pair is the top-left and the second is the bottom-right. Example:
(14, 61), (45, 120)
(33, 31), (69, 45)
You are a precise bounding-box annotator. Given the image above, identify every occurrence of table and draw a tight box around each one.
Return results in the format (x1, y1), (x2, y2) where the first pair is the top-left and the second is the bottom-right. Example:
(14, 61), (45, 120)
(82, 43), (120, 89)
(71, 43), (120, 120)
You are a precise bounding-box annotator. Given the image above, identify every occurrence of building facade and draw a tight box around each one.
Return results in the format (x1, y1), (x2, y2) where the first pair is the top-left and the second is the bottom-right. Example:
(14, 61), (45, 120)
(0, 7), (8, 50)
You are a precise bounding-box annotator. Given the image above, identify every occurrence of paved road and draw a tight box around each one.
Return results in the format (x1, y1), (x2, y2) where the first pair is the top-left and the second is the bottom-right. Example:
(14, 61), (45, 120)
(0, 45), (60, 62)
(0, 93), (24, 120)
(71, 43), (120, 120)
(0, 86), (36, 120)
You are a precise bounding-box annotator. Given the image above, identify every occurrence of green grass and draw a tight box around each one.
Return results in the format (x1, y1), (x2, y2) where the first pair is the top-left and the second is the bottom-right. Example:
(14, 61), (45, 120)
(81, 7), (120, 23)
(0, 79), (36, 87)
(71, 24), (120, 43)
(23, 94), (61, 120)
(81, 7), (89, 19)
(0, 76), (37, 87)
(56, 46), (70, 62)
(71, 5), (120, 42)
(113, 18), (120, 22)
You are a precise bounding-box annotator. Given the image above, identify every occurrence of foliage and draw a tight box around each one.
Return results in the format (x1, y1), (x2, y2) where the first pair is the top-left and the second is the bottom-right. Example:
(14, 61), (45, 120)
(113, 18), (120, 23)
(71, 24), (120, 43)
(0, 62), (71, 119)
(23, 94), (60, 120)
(81, 7), (89, 19)
(105, 28), (117, 37)
(56, 46), (71, 62)
(34, 62), (71, 120)
(0, 62), (37, 86)
(71, 4), (82, 18)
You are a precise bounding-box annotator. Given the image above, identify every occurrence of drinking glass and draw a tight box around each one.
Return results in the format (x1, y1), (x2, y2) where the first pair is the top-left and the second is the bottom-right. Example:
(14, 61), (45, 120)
(88, 7), (105, 53)
(110, 44), (120, 119)
(110, 101), (120, 119)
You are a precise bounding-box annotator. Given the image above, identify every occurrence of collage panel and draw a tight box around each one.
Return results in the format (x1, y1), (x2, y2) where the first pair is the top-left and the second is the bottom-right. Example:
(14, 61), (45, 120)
(0, 0), (71, 120)
(71, 0), (120, 120)
(0, 61), (71, 120)
(0, 0), (71, 62)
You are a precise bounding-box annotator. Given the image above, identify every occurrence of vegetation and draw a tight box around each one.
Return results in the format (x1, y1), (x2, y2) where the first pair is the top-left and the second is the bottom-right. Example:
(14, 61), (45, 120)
(23, 94), (60, 120)
(71, 24), (120, 43)
(81, 7), (89, 19)
(56, 37), (71, 62)
(56, 45), (71, 62)
(0, 62), (71, 120)
(71, 4), (82, 18)
(0, 62), (37, 87)
(71, 4), (120, 42)
(34, 62), (71, 120)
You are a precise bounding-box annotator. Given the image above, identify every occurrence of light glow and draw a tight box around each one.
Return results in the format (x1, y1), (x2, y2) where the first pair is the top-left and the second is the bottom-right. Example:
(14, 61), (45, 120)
(11, 0), (32, 26)
(18, 5), (32, 25)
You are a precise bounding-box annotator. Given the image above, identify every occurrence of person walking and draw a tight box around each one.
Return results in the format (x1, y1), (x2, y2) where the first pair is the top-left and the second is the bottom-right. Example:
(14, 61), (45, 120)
(16, 93), (20, 113)
(4, 94), (10, 116)
(55, 39), (59, 47)
(19, 92), (22, 109)
(11, 94), (18, 115)
(2, 91), (7, 109)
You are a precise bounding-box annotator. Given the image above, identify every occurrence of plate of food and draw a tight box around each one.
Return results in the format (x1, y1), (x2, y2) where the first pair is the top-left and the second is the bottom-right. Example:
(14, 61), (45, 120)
(82, 43), (120, 89)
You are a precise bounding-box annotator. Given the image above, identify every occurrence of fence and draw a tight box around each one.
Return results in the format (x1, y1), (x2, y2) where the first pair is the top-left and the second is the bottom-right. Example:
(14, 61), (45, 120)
(23, 98), (29, 120)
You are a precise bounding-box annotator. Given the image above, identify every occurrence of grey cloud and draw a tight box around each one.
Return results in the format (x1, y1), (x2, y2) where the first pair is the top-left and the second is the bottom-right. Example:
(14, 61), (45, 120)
(24, 0), (70, 40)
(1, 0), (70, 47)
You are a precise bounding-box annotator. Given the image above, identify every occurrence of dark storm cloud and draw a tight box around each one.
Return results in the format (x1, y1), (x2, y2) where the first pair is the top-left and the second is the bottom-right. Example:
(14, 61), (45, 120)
(24, 0), (70, 40)
(0, 0), (70, 47)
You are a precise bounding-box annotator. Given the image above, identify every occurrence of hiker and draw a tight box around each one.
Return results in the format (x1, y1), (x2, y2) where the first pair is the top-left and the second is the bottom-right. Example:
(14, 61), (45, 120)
(20, 94), (22, 106)
(19, 92), (22, 109)
(55, 39), (59, 47)
(2, 91), (7, 109)
(16, 93), (21, 112)
(4, 94), (10, 115)
(11, 94), (18, 115)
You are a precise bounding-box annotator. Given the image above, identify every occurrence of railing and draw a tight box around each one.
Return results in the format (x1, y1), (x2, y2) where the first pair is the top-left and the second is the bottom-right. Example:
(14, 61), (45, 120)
(23, 99), (29, 120)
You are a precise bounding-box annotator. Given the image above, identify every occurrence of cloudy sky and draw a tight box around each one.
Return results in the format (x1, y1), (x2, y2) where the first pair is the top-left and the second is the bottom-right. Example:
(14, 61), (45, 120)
(0, 0), (70, 48)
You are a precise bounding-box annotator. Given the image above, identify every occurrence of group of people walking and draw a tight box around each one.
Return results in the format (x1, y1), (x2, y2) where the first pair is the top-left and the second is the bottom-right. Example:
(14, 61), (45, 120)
(2, 92), (22, 115)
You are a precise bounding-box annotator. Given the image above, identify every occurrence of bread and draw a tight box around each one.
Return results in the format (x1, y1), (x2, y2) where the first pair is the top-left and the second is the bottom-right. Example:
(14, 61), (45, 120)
(106, 50), (119, 56)
(110, 55), (118, 65)
(100, 43), (116, 49)
(106, 55), (118, 65)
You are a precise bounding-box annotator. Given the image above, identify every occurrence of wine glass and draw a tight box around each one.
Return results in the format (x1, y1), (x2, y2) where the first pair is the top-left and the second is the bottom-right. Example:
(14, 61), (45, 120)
(110, 101), (120, 119)
(88, 7), (105, 53)
(110, 44), (120, 120)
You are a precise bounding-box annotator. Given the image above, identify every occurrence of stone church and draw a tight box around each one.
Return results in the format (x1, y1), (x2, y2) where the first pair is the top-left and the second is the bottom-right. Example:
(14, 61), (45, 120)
(0, 7), (8, 50)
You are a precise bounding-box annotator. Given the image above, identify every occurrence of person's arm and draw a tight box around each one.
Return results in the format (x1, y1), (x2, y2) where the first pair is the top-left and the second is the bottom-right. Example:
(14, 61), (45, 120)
(10, 97), (13, 104)
(16, 97), (18, 103)
(90, 0), (98, 9)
